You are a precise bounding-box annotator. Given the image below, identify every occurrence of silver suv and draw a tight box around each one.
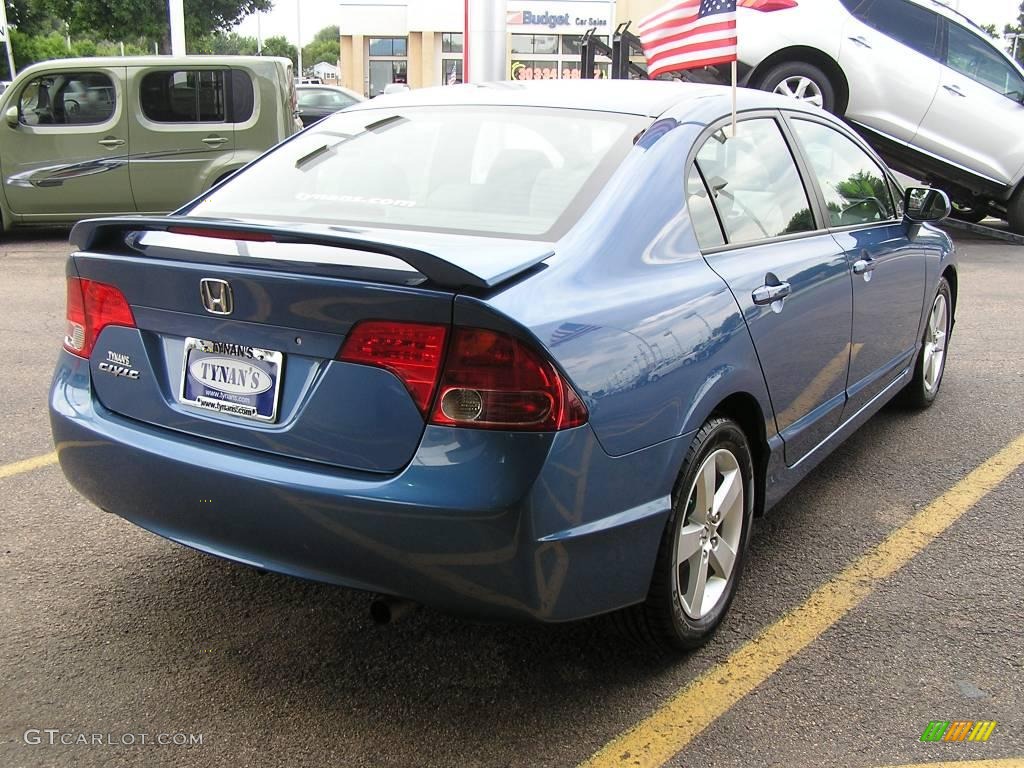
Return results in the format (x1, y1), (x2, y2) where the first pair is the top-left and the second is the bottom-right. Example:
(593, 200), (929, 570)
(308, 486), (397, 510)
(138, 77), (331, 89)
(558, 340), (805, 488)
(728, 0), (1024, 231)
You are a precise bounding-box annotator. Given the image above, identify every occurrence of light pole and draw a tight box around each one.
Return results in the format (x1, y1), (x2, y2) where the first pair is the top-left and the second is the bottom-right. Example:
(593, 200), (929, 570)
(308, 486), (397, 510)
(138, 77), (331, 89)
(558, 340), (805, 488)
(296, 0), (303, 78)
(168, 0), (186, 54)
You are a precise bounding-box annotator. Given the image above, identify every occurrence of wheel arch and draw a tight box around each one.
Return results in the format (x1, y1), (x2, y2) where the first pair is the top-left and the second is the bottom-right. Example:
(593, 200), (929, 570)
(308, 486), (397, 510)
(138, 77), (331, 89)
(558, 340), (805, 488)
(750, 46), (850, 115)
(941, 263), (958, 319)
(677, 390), (771, 519)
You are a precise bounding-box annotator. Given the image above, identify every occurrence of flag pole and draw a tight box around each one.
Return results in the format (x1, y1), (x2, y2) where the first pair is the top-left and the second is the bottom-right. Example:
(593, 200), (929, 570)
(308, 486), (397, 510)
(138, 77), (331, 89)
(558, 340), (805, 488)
(730, 59), (737, 137)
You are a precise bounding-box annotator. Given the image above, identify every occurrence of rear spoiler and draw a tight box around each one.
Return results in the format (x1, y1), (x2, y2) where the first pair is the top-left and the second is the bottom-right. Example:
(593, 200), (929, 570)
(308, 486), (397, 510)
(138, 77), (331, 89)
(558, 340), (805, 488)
(69, 216), (555, 291)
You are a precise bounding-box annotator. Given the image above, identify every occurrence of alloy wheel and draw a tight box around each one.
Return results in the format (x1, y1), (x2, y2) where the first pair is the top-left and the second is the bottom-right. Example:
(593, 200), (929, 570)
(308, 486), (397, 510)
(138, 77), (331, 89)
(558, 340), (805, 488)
(675, 448), (744, 620)
(923, 292), (949, 394)
(773, 76), (824, 108)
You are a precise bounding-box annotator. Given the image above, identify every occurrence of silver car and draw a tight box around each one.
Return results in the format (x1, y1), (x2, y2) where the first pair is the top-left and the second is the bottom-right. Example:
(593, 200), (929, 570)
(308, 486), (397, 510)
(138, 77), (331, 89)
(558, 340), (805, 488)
(730, 0), (1024, 231)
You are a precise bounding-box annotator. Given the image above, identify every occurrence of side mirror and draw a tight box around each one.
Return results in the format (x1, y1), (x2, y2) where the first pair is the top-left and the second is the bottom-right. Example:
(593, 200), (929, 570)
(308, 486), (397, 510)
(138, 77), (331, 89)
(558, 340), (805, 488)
(5, 105), (19, 127)
(904, 186), (951, 224)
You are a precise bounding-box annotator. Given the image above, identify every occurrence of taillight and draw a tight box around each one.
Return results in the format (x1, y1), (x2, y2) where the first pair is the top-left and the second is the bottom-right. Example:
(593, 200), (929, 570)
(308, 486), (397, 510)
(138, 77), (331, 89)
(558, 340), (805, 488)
(338, 321), (448, 415)
(63, 278), (136, 359)
(429, 327), (587, 431)
(740, 0), (797, 10)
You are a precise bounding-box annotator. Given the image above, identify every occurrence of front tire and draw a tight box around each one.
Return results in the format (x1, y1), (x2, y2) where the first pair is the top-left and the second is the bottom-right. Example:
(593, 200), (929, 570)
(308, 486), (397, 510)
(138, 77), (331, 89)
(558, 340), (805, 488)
(901, 277), (953, 409)
(757, 61), (836, 113)
(613, 417), (754, 653)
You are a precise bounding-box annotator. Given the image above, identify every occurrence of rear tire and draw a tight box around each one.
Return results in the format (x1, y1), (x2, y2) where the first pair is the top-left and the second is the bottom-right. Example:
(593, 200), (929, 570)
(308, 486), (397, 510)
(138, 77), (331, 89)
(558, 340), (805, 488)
(757, 61), (836, 113)
(1008, 187), (1024, 235)
(950, 201), (989, 224)
(612, 417), (754, 653)
(900, 277), (953, 409)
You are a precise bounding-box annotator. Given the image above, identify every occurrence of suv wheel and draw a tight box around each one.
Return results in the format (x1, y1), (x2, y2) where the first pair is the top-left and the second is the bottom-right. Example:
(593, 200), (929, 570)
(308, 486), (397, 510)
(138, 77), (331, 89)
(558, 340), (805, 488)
(758, 61), (835, 113)
(1008, 187), (1024, 235)
(950, 200), (989, 224)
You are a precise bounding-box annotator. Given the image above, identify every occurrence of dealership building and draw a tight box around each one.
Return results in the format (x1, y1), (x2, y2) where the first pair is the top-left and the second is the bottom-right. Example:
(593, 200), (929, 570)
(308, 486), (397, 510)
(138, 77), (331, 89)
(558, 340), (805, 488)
(338, 0), (664, 96)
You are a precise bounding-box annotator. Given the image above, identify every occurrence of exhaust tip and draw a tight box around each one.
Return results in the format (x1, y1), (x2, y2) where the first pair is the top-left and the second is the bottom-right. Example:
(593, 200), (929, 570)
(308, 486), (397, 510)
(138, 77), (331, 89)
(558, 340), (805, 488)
(370, 596), (416, 625)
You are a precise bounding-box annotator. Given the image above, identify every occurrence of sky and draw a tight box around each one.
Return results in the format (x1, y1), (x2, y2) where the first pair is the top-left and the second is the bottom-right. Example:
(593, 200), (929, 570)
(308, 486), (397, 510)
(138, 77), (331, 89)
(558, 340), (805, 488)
(233, 0), (1024, 48)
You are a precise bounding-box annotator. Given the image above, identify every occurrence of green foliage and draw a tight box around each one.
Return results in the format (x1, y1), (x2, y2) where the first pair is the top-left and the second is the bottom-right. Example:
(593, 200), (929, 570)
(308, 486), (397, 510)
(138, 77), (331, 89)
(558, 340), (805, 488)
(302, 26), (340, 71)
(979, 23), (999, 40)
(192, 32), (260, 56)
(262, 35), (297, 67)
(65, 0), (272, 49)
(2, 0), (272, 74)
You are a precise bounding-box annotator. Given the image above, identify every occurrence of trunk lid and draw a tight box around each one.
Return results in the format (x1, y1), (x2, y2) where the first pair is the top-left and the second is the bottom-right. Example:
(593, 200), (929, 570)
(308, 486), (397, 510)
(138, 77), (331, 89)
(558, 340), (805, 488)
(71, 217), (553, 473)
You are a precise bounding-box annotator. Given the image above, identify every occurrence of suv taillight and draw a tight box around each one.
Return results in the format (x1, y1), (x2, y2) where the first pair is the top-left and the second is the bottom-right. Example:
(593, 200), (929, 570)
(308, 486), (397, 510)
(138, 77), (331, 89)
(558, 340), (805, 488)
(429, 327), (588, 431)
(63, 278), (136, 359)
(338, 321), (588, 431)
(740, 0), (798, 10)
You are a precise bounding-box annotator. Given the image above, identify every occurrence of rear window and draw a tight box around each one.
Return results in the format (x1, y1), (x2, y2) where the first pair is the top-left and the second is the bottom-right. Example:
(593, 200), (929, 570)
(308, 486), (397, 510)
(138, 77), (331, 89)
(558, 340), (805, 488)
(140, 69), (254, 123)
(855, 0), (941, 59)
(187, 106), (647, 240)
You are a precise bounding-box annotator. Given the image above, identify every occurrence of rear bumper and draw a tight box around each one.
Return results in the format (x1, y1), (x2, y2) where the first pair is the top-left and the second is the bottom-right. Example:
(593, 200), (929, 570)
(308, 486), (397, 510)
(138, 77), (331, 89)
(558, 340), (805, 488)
(50, 351), (690, 622)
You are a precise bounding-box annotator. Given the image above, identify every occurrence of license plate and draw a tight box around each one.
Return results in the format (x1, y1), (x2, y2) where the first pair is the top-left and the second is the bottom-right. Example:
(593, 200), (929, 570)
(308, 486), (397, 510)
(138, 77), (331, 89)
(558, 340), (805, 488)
(179, 338), (283, 423)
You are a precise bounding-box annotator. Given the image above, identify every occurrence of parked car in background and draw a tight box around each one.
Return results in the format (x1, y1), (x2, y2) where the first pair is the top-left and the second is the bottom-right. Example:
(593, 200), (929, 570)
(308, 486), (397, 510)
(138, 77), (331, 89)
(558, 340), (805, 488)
(0, 56), (299, 232)
(296, 84), (364, 126)
(51, 81), (957, 652)
(732, 0), (1024, 231)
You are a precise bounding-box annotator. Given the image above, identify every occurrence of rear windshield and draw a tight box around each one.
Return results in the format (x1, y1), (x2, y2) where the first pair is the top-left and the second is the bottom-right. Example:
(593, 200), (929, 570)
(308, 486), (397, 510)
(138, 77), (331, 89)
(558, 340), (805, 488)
(187, 106), (648, 240)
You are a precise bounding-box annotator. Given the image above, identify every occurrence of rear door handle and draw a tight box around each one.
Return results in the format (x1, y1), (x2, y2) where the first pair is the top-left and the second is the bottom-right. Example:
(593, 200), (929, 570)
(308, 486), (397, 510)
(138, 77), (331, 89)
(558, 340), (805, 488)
(97, 137), (125, 148)
(943, 84), (967, 98)
(752, 281), (792, 306)
(853, 255), (877, 282)
(848, 35), (872, 49)
(202, 136), (229, 147)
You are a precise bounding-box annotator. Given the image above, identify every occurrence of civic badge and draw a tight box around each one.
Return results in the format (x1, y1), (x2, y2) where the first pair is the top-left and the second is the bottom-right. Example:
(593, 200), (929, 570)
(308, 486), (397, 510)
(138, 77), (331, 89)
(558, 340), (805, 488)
(199, 278), (233, 316)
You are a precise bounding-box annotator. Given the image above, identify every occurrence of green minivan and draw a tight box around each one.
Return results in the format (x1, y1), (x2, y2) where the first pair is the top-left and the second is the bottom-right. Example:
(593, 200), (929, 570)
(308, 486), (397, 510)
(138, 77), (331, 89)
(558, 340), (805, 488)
(0, 56), (300, 231)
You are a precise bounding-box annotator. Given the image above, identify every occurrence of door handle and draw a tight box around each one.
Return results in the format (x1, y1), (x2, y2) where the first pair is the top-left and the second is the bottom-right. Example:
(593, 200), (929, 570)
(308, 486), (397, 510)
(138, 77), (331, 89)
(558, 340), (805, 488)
(848, 35), (872, 49)
(752, 281), (792, 306)
(853, 255), (877, 282)
(202, 136), (229, 147)
(97, 137), (125, 148)
(943, 84), (966, 98)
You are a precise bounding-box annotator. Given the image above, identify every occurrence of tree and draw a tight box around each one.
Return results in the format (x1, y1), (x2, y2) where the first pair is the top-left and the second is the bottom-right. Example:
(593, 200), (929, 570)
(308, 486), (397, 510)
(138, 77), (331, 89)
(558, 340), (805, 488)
(262, 35), (297, 68)
(193, 31), (259, 56)
(1007, 1), (1024, 65)
(302, 25), (340, 70)
(54, 0), (272, 53)
(979, 23), (999, 39)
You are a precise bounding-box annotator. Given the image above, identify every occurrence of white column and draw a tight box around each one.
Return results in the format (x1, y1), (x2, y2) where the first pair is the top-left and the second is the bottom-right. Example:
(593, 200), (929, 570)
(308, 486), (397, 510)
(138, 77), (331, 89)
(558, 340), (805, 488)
(466, 0), (507, 83)
(0, 0), (17, 77)
(168, 0), (186, 55)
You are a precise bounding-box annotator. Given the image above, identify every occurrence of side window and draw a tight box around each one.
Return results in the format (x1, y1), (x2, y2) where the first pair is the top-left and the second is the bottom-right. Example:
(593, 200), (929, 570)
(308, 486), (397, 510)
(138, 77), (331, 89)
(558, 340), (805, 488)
(946, 23), (1024, 100)
(18, 72), (116, 126)
(140, 70), (228, 123)
(230, 70), (255, 122)
(858, 0), (941, 60)
(687, 166), (725, 249)
(694, 118), (815, 245)
(790, 119), (896, 226)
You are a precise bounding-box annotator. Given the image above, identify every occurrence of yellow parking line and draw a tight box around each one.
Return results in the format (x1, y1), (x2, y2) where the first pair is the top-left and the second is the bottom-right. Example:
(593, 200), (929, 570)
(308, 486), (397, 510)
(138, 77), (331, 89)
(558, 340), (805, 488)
(0, 451), (58, 480)
(581, 432), (1024, 768)
(876, 761), (1024, 768)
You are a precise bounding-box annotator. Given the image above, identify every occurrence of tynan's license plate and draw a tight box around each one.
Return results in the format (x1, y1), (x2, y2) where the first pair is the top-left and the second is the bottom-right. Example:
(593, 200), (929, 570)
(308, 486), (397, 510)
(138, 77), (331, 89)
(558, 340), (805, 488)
(179, 338), (283, 422)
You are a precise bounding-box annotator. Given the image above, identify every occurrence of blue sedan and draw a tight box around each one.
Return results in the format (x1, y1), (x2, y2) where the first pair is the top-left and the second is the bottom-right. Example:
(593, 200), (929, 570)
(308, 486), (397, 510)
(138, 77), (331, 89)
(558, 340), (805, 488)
(50, 80), (956, 651)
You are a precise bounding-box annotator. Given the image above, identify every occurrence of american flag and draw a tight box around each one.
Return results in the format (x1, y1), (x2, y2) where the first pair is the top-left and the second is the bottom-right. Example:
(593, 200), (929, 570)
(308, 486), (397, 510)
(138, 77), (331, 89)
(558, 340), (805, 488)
(637, 0), (738, 79)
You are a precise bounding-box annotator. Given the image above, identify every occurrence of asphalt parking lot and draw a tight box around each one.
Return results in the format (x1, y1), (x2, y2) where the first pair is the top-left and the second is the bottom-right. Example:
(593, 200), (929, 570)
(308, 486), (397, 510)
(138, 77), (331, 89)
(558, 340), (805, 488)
(0, 227), (1021, 768)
